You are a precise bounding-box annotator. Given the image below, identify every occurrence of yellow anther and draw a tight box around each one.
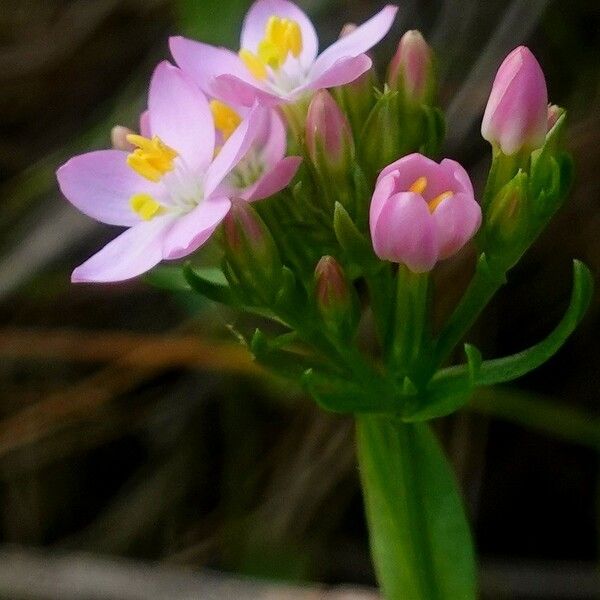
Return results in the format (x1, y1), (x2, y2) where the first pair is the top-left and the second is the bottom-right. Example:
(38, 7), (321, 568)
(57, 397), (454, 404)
(259, 16), (302, 69)
(130, 193), (164, 220)
(126, 134), (178, 182)
(409, 176), (428, 195)
(210, 100), (242, 141)
(239, 49), (268, 80)
(428, 191), (453, 213)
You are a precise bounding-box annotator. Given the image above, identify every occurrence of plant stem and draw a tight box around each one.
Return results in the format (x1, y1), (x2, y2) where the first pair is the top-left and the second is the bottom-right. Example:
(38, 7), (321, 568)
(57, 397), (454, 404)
(356, 414), (476, 599)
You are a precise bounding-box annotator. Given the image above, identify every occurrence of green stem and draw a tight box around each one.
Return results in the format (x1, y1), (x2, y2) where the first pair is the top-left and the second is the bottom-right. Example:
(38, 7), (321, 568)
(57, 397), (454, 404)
(356, 414), (476, 599)
(391, 267), (430, 377)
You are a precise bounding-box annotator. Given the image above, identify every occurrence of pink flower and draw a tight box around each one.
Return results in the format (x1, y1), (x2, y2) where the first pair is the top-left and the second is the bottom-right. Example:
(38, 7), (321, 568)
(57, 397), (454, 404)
(369, 153), (481, 272)
(56, 62), (292, 283)
(481, 46), (548, 155)
(169, 0), (398, 107)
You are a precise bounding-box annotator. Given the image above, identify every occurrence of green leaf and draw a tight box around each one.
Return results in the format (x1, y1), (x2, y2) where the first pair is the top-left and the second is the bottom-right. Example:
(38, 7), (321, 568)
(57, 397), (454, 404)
(356, 416), (476, 599)
(407, 260), (593, 422)
(303, 369), (402, 414)
(183, 263), (237, 306)
(333, 202), (378, 272)
(144, 265), (191, 292)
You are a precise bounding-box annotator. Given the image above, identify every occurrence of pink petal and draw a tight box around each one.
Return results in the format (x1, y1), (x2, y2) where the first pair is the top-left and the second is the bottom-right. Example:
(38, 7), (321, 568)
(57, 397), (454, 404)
(440, 158), (474, 197)
(163, 197), (231, 260)
(139, 110), (151, 137)
(148, 61), (215, 170)
(57, 150), (165, 227)
(204, 106), (262, 198)
(258, 109), (287, 166)
(431, 192), (481, 260)
(212, 73), (284, 106)
(369, 172), (398, 227)
(240, 0), (319, 69)
(71, 216), (174, 283)
(310, 5), (398, 80)
(169, 37), (259, 100)
(305, 54), (372, 91)
(378, 153), (454, 201)
(371, 191), (438, 272)
(242, 156), (302, 201)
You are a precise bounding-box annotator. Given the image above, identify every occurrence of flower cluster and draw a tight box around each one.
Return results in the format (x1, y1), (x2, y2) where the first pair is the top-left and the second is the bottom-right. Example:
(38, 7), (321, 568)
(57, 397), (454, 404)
(57, 0), (583, 422)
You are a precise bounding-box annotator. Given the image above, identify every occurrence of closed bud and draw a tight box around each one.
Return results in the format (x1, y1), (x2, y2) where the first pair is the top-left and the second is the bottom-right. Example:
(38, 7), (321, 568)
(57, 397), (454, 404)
(484, 171), (530, 267)
(314, 256), (358, 337)
(222, 200), (282, 300)
(387, 30), (435, 105)
(546, 104), (563, 133)
(482, 46), (548, 156)
(306, 90), (354, 172)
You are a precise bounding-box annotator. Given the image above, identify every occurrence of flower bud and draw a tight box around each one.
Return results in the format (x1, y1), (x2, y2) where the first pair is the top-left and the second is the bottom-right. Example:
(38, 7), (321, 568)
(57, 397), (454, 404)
(546, 104), (563, 133)
(305, 90), (354, 172)
(387, 30), (435, 105)
(370, 153), (481, 272)
(481, 46), (548, 156)
(484, 171), (530, 268)
(314, 256), (357, 337)
(222, 200), (282, 300)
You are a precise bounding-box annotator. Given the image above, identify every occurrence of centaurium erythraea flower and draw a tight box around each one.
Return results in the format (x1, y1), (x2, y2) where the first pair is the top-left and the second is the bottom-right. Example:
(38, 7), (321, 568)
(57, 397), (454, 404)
(369, 153), (481, 272)
(169, 0), (398, 107)
(56, 61), (298, 283)
(481, 46), (548, 155)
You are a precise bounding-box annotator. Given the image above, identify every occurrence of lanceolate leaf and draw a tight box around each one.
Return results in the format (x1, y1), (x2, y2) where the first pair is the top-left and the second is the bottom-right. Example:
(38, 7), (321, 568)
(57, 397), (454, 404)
(356, 416), (476, 599)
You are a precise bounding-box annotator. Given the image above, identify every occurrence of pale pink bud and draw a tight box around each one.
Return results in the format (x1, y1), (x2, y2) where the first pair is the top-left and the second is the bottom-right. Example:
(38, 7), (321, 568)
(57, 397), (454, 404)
(481, 46), (548, 155)
(305, 90), (354, 170)
(111, 125), (135, 151)
(369, 153), (481, 272)
(387, 30), (433, 103)
(315, 256), (350, 311)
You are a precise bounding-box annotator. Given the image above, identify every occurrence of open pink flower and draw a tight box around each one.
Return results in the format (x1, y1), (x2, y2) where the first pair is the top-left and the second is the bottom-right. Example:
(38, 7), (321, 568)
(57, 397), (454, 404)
(481, 46), (548, 155)
(370, 154), (481, 272)
(57, 61), (276, 283)
(169, 0), (398, 107)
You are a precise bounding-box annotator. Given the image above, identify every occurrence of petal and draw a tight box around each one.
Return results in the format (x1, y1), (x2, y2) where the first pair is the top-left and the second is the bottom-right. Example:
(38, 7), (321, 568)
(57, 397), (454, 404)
(440, 158), (475, 197)
(205, 106), (262, 198)
(148, 61), (214, 170)
(371, 191), (438, 272)
(57, 150), (164, 227)
(257, 109), (287, 166)
(369, 172), (398, 226)
(163, 197), (231, 260)
(241, 155), (302, 201)
(139, 110), (151, 137)
(169, 37), (257, 99)
(212, 73), (285, 106)
(71, 216), (174, 283)
(240, 0), (319, 69)
(310, 4), (397, 80)
(432, 192), (481, 260)
(377, 153), (454, 202)
(305, 54), (372, 91)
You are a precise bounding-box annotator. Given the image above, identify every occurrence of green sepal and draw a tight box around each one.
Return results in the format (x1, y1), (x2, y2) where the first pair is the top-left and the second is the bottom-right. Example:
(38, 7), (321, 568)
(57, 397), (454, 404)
(333, 202), (378, 273)
(406, 260), (593, 421)
(419, 106), (445, 157)
(144, 265), (191, 292)
(303, 368), (405, 414)
(274, 266), (308, 319)
(183, 263), (237, 306)
(250, 329), (322, 380)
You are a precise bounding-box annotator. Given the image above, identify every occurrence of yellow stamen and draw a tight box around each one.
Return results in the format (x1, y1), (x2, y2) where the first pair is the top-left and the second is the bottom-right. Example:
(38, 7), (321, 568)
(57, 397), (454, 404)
(239, 49), (268, 80)
(409, 176), (428, 194)
(126, 134), (178, 182)
(130, 193), (164, 220)
(428, 191), (453, 213)
(240, 16), (303, 77)
(210, 100), (242, 141)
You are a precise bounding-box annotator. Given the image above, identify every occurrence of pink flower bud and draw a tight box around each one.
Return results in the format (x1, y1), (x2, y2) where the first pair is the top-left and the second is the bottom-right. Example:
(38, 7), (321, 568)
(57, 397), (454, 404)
(315, 256), (350, 311)
(305, 90), (354, 171)
(387, 30), (434, 103)
(481, 46), (548, 155)
(369, 153), (481, 272)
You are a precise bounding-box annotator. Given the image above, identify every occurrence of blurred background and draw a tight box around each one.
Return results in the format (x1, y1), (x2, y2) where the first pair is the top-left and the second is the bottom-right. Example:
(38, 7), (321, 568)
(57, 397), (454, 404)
(0, 0), (598, 598)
